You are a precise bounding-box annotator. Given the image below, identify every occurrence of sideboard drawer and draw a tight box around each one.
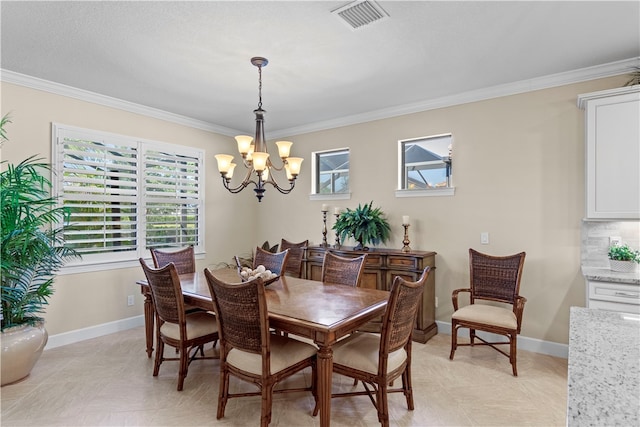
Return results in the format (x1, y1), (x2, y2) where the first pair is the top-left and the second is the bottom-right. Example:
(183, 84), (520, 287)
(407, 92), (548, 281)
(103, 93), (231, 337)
(388, 255), (419, 270)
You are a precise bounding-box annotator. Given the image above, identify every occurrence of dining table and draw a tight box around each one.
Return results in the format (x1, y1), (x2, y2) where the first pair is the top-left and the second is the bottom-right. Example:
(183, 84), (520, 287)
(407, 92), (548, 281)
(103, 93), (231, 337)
(137, 267), (390, 427)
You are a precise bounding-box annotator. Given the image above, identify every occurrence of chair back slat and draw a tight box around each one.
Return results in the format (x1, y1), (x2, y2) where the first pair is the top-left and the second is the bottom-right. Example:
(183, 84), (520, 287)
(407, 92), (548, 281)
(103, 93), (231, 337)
(139, 259), (184, 325)
(280, 239), (308, 278)
(381, 267), (431, 355)
(151, 246), (196, 274)
(205, 270), (267, 354)
(321, 251), (366, 287)
(469, 249), (525, 304)
(253, 247), (290, 276)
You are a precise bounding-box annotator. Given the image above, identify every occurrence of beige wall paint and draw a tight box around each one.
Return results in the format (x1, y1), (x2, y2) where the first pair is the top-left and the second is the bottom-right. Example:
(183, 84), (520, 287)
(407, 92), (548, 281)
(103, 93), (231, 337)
(1, 82), (258, 335)
(254, 76), (628, 345)
(1, 75), (628, 345)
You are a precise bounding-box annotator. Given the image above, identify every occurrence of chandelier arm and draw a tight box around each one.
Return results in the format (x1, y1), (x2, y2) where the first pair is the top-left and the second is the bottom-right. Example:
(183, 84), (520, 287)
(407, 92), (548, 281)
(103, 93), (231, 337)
(221, 176), (256, 194)
(265, 157), (286, 172)
(265, 177), (296, 195)
(221, 167), (257, 193)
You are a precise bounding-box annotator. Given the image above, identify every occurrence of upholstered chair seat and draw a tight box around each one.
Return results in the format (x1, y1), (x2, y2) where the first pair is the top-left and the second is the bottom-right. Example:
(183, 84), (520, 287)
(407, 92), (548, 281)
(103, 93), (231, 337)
(451, 304), (517, 330)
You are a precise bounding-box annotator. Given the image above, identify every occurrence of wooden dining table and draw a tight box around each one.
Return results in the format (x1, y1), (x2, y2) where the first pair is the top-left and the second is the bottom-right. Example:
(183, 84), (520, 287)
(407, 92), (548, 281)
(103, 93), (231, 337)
(137, 268), (390, 427)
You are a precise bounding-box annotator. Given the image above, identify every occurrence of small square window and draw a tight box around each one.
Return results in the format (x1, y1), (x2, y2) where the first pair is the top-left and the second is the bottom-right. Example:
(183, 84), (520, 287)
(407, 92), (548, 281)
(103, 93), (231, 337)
(398, 134), (452, 191)
(313, 149), (350, 195)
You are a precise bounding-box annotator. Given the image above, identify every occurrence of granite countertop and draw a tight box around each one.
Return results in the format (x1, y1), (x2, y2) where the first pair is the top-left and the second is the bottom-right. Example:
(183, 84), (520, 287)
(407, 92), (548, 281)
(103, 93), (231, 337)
(582, 266), (640, 285)
(567, 306), (640, 426)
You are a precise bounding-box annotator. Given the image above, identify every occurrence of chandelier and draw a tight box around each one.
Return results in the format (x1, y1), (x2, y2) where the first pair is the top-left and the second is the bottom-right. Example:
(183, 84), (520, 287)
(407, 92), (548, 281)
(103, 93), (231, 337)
(214, 57), (303, 202)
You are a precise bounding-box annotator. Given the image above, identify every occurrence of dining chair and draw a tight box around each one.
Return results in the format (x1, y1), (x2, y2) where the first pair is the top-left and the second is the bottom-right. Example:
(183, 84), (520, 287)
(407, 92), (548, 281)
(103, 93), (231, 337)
(253, 246), (290, 276)
(150, 246), (207, 344)
(204, 269), (317, 426)
(150, 246), (195, 274)
(326, 267), (431, 427)
(321, 251), (366, 287)
(449, 248), (527, 376)
(138, 259), (218, 391)
(279, 238), (308, 278)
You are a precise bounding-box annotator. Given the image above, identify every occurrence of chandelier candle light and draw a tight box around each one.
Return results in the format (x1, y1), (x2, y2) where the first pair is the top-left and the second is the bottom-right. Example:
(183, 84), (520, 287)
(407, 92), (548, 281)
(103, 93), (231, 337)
(214, 57), (303, 202)
(402, 215), (411, 253)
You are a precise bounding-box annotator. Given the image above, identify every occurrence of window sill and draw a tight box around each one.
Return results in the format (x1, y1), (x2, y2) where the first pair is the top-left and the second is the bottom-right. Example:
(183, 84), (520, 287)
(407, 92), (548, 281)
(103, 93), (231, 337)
(309, 192), (351, 201)
(395, 187), (455, 198)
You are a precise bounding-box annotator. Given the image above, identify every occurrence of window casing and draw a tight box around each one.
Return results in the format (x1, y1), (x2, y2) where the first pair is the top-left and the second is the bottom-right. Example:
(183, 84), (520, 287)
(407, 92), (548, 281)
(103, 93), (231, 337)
(52, 124), (204, 270)
(313, 149), (350, 195)
(397, 133), (454, 197)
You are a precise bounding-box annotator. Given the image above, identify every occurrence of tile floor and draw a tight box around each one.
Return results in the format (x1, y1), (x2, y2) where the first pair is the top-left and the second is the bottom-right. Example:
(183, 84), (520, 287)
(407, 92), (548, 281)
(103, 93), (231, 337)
(1, 327), (568, 426)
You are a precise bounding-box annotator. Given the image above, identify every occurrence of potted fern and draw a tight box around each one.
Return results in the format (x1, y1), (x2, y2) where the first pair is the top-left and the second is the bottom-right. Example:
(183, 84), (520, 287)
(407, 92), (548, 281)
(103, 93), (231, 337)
(333, 201), (391, 251)
(1, 114), (79, 385)
(607, 244), (640, 273)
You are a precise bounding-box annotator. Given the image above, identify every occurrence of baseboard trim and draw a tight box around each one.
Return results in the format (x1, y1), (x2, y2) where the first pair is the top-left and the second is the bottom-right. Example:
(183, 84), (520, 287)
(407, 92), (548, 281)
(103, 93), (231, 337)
(436, 320), (568, 359)
(45, 315), (144, 350)
(45, 316), (567, 358)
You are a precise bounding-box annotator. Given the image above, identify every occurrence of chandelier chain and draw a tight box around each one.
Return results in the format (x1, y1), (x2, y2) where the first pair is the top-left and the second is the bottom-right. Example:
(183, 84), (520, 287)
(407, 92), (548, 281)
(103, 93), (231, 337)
(257, 64), (263, 110)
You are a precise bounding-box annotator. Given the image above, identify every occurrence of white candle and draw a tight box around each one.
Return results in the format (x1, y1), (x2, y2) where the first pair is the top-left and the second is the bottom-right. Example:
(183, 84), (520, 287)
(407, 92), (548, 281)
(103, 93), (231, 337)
(321, 204), (328, 212)
(402, 215), (410, 225)
(334, 207), (341, 215)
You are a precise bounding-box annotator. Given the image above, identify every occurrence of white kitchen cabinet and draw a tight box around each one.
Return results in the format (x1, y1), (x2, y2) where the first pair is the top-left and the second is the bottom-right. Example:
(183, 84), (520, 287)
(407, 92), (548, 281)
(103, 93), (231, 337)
(578, 86), (640, 219)
(587, 280), (640, 314)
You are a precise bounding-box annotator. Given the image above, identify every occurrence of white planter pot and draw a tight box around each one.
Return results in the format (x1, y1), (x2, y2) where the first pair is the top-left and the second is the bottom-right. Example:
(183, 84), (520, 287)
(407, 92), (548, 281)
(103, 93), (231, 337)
(609, 259), (640, 273)
(1, 321), (48, 386)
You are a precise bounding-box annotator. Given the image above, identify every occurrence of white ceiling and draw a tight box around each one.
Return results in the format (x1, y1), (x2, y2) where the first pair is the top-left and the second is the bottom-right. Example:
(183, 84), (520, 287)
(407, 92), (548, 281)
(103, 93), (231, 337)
(2, 1), (639, 138)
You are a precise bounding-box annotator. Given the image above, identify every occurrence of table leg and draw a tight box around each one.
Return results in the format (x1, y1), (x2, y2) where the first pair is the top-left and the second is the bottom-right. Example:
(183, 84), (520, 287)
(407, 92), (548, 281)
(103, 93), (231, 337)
(142, 290), (154, 358)
(317, 345), (333, 427)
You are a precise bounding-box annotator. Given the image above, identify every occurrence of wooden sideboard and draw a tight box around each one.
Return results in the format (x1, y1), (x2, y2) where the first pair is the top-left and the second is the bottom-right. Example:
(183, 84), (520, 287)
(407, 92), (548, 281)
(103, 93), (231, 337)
(303, 246), (437, 343)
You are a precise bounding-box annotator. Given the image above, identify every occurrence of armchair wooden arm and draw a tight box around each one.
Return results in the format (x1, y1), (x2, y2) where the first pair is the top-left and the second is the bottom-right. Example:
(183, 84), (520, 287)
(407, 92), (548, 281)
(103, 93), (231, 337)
(514, 295), (527, 333)
(451, 288), (471, 311)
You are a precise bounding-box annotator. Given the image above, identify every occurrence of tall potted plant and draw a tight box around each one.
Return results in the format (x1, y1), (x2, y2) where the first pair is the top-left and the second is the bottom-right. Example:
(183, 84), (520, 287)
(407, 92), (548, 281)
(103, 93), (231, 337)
(333, 201), (391, 251)
(0, 114), (79, 385)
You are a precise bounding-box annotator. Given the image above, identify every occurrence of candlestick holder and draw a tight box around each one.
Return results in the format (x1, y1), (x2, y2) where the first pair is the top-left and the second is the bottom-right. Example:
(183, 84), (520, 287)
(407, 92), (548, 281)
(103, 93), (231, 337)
(401, 224), (411, 253)
(333, 213), (341, 248)
(321, 210), (328, 247)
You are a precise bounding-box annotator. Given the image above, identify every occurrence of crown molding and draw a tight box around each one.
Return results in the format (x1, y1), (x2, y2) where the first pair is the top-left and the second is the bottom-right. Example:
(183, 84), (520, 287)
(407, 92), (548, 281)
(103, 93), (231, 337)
(3, 57), (639, 139)
(270, 57), (640, 139)
(0, 69), (240, 136)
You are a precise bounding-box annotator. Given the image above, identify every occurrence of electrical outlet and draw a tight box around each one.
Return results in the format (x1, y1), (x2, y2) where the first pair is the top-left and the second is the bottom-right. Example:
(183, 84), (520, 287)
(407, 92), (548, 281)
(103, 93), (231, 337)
(609, 236), (622, 247)
(435, 297), (439, 308)
(127, 295), (134, 306)
(480, 232), (489, 245)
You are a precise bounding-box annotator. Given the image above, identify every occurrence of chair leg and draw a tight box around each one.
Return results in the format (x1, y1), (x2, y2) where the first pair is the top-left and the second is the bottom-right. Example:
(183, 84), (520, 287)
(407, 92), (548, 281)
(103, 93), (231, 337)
(153, 339), (164, 376)
(177, 345), (189, 391)
(217, 366), (229, 419)
(449, 322), (458, 360)
(470, 328), (476, 345)
(403, 365), (414, 410)
(261, 383), (275, 427)
(311, 361), (319, 417)
(510, 332), (518, 376)
(377, 381), (390, 427)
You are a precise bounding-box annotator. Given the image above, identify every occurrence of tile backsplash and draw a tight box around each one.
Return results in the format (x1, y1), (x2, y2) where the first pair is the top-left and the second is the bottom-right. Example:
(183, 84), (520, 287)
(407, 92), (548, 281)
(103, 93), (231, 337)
(582, 220), (640, 267)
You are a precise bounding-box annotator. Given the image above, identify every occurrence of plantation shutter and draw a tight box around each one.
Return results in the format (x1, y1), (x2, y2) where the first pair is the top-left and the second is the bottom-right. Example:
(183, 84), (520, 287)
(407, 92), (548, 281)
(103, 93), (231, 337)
(53, 123), (205, 268)
(142, 146), (202, 249)
(56, 129), (138, 259)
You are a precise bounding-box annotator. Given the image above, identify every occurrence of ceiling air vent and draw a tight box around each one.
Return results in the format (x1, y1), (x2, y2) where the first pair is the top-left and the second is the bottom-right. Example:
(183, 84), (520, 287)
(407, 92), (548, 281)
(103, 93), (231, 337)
(332, 0), (389, 30)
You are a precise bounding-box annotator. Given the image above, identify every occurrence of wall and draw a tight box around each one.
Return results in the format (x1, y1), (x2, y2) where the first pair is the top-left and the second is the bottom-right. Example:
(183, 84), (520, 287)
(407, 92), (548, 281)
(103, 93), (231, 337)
(0, 82), (259, 336)
(1, 75), (629, 348)
(255, 75), (629, 346)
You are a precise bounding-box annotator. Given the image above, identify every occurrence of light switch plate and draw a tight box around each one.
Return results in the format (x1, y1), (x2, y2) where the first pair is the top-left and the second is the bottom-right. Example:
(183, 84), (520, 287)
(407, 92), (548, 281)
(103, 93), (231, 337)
(609, 236), (622, 246)
(480, 232), (489, 245)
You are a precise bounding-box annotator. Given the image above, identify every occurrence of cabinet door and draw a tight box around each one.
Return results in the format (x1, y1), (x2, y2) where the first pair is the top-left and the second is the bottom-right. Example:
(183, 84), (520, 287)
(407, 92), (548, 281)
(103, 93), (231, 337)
(585, 91), (640, 219)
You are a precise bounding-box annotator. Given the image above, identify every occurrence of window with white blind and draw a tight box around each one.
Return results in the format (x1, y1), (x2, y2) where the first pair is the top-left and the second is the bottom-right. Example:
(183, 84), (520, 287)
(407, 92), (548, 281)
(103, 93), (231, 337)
(52, 124), (204, 271)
